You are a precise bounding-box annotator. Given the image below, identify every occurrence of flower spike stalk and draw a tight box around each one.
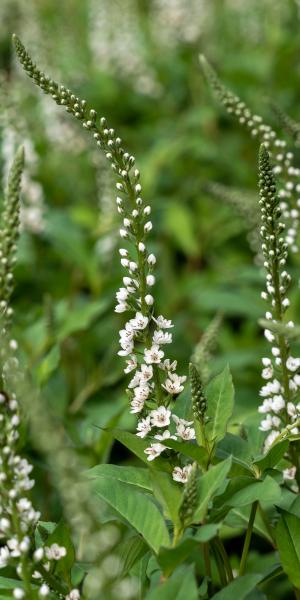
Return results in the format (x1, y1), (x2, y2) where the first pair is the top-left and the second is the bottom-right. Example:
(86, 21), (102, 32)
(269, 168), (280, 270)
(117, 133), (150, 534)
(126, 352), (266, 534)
(200, 55), (300, 254)
(12, 35), (194, 478)
(258, 144), (300, 479)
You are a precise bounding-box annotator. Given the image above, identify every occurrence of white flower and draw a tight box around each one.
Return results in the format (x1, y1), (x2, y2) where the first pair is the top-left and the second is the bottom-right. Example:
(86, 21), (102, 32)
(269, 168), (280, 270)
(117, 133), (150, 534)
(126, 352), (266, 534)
(130, 398), (145, 414)
(146, 275), (155, 286)
(144, 221), (152, 232)
(154, 430), (177, 442)
(262, 367), (273, 380)
(172, 415), (194, 427)
(116, 287), (128, 303)
(262, 357), (271, 366)
(271, 395), (285, 413)
(136, 416), (151, 438)
(39, 584), (49, 597)
(119, 248), (128, 257)
(162, 373), (186, 395)
(45, 544), (67, 561)
(134, 386), (150, 401)
(147, 253), (156, 265)
(258, 399), (273, 413)
(160, 359), (177, 371)
(264, 430), (280, 450)
(118, 341), (134, 357)
(172, 465), (192, 483)
(155, 315), (173, 329)
(259, 415), (273, 431)
(260, 379), (281, 397)
(145, 294), (154, 306)
(130, 312), (148, 330)
(124, 356), (137, 374)
(13, 589), (25, 599)
(138, 242), (145, 252)
(153, 330), (172, 345)
(144, 345), (164, 364)
(150, 406), (171, 428)
(66, 590), (80, 600)
(283, 466), (296, 481)
(264, 329), (274, 342)
(140, 364), (153, 381)
(144, 443), (165, 461)
(0, 546), (10, 568)
(128, 372), (142, 389)
(287, 402), (297, 418)
(115, 303), (127, 313)
(286, 356), (300, 372)
(176, 424), (196, 441)
(272, 347), (280, 357)
(33, 548), (44, 562)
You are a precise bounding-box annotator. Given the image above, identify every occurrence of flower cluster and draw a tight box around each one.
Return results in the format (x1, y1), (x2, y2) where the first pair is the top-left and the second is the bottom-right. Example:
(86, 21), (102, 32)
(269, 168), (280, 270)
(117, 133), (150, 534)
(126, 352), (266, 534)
(258, 145), (300, 455)
(201, 55), (300, 254)
(12, 36), (192, 481)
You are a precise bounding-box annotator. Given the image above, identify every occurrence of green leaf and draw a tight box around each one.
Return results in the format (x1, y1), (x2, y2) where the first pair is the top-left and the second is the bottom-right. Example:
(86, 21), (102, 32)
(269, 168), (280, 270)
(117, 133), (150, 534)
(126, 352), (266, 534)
(145, 565), (198, 600)
(211, 574), (262, 599)
(150, 471), (182, 524)
(91, 477), (170, 553)
(253, 440), (289, 472)
(159, 438), (207, 467)
(206, 365), (234, 444)
(56, 299), (108, 341)
(86, 464), (153, 491)
(0, 577), (23, 590)
(194, 457), (232, 522)
(119, 535), (149, 576)
(36, 345), (60, 384)
(226, 476), (281, 508)
(276, 509), (300, 588)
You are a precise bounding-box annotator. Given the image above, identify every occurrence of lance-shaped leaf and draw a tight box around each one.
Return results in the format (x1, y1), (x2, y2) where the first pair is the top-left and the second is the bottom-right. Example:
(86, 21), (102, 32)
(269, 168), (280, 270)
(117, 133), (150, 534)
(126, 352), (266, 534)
(205, 365), (234, 444)
(193, 456), (232, 522)
(91, 477), (170, 552)
(276, 509), (300, 588)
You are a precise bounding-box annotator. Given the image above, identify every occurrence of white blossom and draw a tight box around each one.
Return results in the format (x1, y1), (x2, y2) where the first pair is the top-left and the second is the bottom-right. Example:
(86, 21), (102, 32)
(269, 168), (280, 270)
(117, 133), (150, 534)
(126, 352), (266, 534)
(144, 345), (164, 364)
(150, 406), (171, 428)
(172, 465), (192, 483)
(144, 443), (165, 461)
(136, 416), (152, 438)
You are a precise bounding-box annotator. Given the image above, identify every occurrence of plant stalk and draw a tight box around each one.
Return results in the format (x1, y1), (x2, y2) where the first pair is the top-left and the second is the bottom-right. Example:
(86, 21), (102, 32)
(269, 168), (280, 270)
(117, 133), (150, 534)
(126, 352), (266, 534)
(239, 501), (258, 576)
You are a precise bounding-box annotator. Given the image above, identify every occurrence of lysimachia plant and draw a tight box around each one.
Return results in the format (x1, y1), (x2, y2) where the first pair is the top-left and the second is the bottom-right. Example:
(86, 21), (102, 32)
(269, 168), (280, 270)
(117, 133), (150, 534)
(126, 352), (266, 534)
(0, 34), (299, 599)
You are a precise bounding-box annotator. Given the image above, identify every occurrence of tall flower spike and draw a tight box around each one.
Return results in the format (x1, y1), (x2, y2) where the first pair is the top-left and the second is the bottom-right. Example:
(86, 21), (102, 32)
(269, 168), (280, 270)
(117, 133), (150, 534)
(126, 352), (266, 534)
(258, 144), (300, 460)
(0, 145), (23, 338)
(200, 55), (300, 254)
(13, 36), (188, 461)
(0, 147), (37, 597)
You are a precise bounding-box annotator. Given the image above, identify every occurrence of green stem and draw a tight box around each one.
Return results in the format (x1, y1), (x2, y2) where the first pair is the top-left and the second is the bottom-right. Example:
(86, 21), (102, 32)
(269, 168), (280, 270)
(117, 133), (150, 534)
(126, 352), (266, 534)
(214, 537), (233, 582)
(203, 542), (211, 579)
(258, 504), (276, 547)
(211, 540), (227, 587)
(239, 501), (258, 576)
